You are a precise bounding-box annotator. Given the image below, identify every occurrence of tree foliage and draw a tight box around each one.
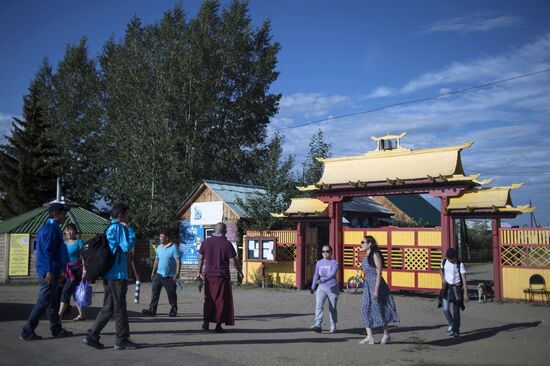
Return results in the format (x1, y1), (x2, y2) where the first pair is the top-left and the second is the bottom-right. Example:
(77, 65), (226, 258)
(237, 133), (296, 230)
(1, 1), (282, 236)
(302, 128), (332, 186)
(0, 80), (59, 218)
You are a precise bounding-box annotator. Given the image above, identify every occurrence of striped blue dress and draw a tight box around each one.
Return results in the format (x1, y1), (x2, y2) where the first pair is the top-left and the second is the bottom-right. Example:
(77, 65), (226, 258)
(360, 256), (400, 328)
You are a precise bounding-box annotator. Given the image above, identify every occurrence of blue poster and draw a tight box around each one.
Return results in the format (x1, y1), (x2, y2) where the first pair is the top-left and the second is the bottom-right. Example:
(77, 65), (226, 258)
(179, 220), (203, 265)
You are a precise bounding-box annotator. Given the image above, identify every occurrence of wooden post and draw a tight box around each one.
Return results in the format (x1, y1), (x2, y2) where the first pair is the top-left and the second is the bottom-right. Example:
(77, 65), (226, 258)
(440, 196), (451, 254)
(295, 222), (306, 290)
(492, 218), (502, 301)
(328, 198), (344, 286)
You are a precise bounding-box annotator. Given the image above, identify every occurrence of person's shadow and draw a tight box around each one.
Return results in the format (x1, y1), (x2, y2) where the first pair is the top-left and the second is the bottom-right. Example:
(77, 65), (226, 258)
(425, 321), (542, 346)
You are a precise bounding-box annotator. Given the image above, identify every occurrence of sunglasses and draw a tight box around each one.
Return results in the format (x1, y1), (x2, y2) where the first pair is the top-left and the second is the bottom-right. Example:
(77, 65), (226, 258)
(361, 241), (373, 245)
(322, 250), (331, 253)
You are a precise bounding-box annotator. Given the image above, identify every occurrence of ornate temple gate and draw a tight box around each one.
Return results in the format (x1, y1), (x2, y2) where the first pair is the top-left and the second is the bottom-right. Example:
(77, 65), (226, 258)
(499, 227), (550, 300)
(343, 226), (443, 292)
(269, 134), (536, 298)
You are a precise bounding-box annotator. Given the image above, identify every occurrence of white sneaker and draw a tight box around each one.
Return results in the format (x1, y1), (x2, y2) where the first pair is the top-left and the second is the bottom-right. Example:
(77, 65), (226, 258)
(446, 325), (453, 335)
(329, 326), (336, 333)
(380, 334), (391, 344)
(359, 336), (375, 345)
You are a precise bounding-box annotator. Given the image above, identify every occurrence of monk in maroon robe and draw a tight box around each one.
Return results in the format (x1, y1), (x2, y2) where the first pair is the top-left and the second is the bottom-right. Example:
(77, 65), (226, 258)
(197, 222), (243, 333)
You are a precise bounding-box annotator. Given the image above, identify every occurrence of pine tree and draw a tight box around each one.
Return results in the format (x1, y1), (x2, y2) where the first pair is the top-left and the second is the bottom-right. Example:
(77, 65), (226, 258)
(48, 37), (103, 209)
(0, 82), (59, 218)
(303, 129), (333, 186)
(238, 133), (295, 230)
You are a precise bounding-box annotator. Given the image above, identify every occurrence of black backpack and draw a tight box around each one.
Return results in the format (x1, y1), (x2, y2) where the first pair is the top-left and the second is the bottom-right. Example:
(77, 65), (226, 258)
(81, 224), (121, 282)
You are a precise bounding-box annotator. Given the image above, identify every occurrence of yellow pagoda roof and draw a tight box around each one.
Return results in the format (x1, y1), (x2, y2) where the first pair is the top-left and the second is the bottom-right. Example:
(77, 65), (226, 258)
(447, 184), (535, 213)
(312, 135), (474, 186)
(270, 198), (328, 217)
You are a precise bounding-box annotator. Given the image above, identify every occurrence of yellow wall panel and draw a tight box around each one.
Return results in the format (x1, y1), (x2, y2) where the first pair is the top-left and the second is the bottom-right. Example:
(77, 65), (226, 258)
(392, 231), (415, 246)
(390, 271), (415, 287)
(365, 231), (388, 246)
(502, 267), (550, 300)
(418, 273), (442, 290)
(245, 262), (262, 284)
(344, 231), (364, 245)
(418, 231), (441, 247)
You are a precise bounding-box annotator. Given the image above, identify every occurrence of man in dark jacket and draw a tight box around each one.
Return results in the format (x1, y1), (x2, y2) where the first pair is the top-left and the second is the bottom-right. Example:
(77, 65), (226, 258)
(20, 203), (73, 340)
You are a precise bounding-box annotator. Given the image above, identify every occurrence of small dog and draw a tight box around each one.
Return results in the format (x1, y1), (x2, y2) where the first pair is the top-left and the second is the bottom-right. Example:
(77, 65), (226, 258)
(477, 282), (494, 303)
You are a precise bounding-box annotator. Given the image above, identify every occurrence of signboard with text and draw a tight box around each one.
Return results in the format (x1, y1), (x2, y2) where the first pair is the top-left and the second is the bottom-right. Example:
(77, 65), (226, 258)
(8, 234), (30, 276)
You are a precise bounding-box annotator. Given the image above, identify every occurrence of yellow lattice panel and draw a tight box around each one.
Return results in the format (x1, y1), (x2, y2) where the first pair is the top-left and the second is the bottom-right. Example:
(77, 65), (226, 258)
(392, 231), (415, 246)
(391, 271), (415, 287)
(404, 248), (429, 270)
(364, 231), (388, 246)
(528, 246), (550, 267)
(418, 273), (442, 290)
(344, 231), (364, 245)
(430, 249), (442, 270)
(390, 248), (403, 269)
(418, 231), (441, 247)
(501, 246), (526, 266)
(276, 244), (296, 261)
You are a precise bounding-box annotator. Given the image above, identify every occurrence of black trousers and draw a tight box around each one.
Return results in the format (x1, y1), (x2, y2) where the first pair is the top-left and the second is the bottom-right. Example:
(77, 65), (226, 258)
(88, 280), (129, 342)
(148, 275), (178, 315)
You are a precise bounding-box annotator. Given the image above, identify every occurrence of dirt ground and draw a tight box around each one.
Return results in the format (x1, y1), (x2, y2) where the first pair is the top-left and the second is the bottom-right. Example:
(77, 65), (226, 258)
(0, 278), (549, 366)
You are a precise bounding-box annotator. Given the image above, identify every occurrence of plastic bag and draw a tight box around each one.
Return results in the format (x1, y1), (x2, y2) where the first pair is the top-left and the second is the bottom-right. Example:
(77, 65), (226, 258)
(75, 280), (93, 307)
(176, 279), (184, 292)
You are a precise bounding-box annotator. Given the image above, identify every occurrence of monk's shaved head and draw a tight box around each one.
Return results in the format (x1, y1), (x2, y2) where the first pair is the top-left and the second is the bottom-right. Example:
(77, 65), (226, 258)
(215, 222), (227, 234)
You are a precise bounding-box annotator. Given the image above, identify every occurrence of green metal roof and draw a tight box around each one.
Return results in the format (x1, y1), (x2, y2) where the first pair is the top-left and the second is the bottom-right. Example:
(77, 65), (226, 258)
(0, 206), (109, 234)
(203, 180), (267, 218)
(385, 194), (441, 227)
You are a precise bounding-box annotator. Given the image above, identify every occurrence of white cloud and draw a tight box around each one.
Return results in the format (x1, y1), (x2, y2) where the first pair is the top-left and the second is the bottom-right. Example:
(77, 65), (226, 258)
(401, 33), (550, 93)
(273, 34), (550, 225)
(364, 86), (395, 99)
(424, 13), (522, 34)
(278, 93), (350, 118)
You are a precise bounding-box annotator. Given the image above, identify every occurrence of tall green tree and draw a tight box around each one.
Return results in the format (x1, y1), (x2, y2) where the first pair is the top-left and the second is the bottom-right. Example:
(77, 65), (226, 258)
(48, 37), (103, 209)
(302, 128), (332, 186)
(0, 82), (59, 218)
(98, 1), (281, 236)
(238, 133), (295, 230)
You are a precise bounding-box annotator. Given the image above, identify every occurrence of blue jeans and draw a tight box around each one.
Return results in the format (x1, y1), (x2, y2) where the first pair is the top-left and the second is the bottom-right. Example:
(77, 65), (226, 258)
(442, 298), (461, 334)
(314, 285), (339, 329)
(21, 275), (63, 337)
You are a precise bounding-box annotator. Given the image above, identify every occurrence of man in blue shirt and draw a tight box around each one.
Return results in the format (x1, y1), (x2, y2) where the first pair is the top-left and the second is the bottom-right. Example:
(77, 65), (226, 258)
(84, 203), (138, 350)
(142, 228), (181, 317)
(20, 203), (73, 340)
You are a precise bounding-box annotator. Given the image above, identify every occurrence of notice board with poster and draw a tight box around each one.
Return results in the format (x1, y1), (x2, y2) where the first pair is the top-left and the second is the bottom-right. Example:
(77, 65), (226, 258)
(179, 220), (204, 265)
(8, 233), (30, 276)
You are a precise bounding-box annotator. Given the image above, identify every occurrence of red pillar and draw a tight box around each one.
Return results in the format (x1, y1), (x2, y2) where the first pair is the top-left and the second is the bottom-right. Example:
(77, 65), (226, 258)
(328, 199), (344, 286)
(440, 196), (451, 253)
(295, 222), (306, 290)
(492, 218), (503, 301)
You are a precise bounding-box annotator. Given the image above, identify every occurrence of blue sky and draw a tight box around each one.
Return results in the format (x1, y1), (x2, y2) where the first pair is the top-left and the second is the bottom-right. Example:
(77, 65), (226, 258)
(1, 0), (549, 226)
